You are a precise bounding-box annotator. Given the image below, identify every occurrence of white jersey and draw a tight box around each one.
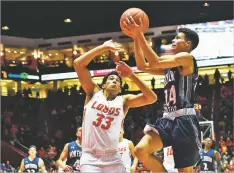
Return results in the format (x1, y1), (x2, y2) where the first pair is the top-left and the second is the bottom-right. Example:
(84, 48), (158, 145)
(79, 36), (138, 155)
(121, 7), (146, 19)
(118, 138), (132, 171)
(82, 90), (125, 151)
(163, 146), (178, 173)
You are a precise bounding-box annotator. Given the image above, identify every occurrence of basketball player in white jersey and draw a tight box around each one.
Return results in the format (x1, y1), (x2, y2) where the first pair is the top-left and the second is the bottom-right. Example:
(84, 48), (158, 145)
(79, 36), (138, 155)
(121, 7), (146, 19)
(118, 128), (138, 172)
(73, 40), (157, 173)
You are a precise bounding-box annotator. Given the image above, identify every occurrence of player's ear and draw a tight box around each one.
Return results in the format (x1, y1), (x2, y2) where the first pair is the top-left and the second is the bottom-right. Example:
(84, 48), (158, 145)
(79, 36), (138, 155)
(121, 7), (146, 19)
(102, 84), (106, 89)
(186, 40), (192, 48)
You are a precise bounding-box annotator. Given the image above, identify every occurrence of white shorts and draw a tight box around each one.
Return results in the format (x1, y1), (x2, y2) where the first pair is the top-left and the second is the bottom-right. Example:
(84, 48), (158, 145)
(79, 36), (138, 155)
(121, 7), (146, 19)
(80, 150), (127, 173)
(80, 163), (127, 173)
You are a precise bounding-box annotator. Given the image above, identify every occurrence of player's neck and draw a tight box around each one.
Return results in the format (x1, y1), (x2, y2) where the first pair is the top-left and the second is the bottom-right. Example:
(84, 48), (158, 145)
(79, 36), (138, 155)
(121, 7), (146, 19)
(103, 90), (117, 101)
(119, 137), (123, 142)
(28, 156), (36, 160)
(76, 138), (81, 146)
(204, 147), (211, 152)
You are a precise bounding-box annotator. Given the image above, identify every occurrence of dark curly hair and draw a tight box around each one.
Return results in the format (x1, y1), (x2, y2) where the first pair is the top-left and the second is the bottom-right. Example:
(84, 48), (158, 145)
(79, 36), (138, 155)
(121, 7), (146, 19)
(178, 27), (199, 51)
(101, 71), (122, 87)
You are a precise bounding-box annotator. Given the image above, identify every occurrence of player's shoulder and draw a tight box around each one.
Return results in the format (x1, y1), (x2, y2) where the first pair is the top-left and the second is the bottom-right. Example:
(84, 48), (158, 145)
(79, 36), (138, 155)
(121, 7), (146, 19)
(175, 52), (193, 59)
(175, 52), (194, 65)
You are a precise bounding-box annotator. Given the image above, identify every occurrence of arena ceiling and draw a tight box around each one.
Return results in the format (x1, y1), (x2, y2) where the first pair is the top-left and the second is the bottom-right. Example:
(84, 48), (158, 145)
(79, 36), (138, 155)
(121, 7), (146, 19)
(1, 1), (233, 39)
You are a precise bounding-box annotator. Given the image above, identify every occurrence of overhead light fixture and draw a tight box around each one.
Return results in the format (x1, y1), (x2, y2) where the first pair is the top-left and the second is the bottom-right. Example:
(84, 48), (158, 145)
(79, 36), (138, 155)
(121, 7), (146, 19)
(48, 54), (52, 56)
(2, 26), (9, 30)
(73, 50), (77, 55)
(20, 52), (25, 54)
(64, 18), (72, 23)
(55, 53), (58, 56)
(115, 51), (119, 56)
(203, 2), (209, 6)
(14, 51), (17, 54)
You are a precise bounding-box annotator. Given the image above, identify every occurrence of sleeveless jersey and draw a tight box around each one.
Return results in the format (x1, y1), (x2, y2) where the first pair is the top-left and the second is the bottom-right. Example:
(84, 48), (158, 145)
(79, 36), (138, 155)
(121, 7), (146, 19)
(23, 157), (40, 172)
(82, 90), (125, 150)
(163, 57), (198, 119)
(67, 141), (82, 171)
(163, 146), (178, 173)
(200, 149), (215, 172)
(118, 138), (132, 171)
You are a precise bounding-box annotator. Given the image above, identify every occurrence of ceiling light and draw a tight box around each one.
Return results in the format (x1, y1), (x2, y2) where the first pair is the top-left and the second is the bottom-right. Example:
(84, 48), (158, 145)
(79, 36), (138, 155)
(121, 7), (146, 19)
(55, 53), (58, 55)
(203, 2), (209, 6)
(48, 54), (52, 56)
(115, 51), (119, 56)
(73, 50), (77, 55)
(2, 26), (9, 30)
(64, 18), (72, 23)
(7, 50), (11, 53)
(20, 52), (25, 54)
(12, 61), (15, 63)
(14, 51), (17, 54)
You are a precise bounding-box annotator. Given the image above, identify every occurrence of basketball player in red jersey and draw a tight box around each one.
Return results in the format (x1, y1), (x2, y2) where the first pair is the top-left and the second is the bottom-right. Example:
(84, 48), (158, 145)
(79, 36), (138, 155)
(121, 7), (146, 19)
(73, 40), (157, 173)
(122, 17), (201, 172)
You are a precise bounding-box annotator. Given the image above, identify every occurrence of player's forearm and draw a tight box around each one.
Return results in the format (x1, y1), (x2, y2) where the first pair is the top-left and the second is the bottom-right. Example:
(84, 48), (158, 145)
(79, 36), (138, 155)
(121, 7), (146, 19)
(134, 39), (149, 71)
(132, 157), (139, 169)
(136, 32), (160, 65)
(129, 73), (157, 102)
(56, 160), (66, 169)
(73, 45), (107, 67)
(18, 168), (24, 172)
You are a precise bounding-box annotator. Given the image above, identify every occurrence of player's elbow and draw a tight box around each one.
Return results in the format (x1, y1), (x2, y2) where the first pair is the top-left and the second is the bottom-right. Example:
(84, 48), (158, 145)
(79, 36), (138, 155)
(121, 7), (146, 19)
(73, 58), (83, 67)
(136, 65), (145, 72)
(146, 93), (157, 104)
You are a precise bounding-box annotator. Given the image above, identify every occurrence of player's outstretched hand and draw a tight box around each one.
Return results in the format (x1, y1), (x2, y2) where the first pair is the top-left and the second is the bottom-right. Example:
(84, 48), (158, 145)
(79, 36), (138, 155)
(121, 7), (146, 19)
(122, 16), (144, 38)
(103, 40), (124, 52)
(115, 61), (133, 78)
(63, 165), (73, 172)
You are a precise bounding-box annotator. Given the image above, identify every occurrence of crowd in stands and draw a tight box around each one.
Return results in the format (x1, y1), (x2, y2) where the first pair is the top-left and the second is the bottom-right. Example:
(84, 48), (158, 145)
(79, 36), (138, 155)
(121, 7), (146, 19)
(1, 69), (233, 172)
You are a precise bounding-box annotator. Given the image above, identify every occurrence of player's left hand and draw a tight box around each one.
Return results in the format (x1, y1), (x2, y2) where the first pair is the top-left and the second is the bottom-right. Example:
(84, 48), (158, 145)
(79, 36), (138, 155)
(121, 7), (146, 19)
(122, 16), (144, 38)
(130, 165), (137, 173)
(115, 61), (133, 78)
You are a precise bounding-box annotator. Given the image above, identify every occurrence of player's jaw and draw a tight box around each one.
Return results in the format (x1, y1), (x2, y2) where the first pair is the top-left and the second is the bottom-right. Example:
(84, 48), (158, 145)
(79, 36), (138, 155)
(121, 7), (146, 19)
(103, 76), (121, 95)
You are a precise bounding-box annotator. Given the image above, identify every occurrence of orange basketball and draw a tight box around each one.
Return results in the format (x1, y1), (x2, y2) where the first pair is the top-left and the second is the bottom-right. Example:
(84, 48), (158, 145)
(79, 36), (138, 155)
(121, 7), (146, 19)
(120, 8), (149, 36)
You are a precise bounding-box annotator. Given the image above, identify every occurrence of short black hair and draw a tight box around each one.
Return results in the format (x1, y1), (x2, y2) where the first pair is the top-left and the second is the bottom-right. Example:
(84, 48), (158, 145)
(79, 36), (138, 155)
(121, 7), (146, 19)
(101, 71), (122, 87)
(77, 126), (81, 132)
(178, 27), (199, 51)
(29, 145), (37, 150)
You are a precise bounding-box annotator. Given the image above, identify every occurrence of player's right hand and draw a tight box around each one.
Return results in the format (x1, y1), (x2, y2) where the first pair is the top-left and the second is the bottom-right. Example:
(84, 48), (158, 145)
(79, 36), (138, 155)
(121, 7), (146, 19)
(103, 40), (124, 52)
(63, 165), (73, 172)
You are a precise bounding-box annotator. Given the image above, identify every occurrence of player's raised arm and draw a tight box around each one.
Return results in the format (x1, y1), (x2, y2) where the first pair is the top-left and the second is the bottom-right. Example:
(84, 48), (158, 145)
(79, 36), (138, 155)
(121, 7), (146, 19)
(38, 158), (47, 173)
(134, 39), (164, 75)
(115, 61), (157, 110)
(73, 40), (123, 98)
(123, 16), (199, 71)
(18, 159), (25, 173)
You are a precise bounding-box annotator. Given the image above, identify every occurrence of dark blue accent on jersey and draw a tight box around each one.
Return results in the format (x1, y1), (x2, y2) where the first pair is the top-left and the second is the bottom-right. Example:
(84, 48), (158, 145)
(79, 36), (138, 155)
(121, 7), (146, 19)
(163, 56), (198, 113)
(200, 149), (215, 171)
(23, 157), (39, 172)
(67, 141), (82, 171)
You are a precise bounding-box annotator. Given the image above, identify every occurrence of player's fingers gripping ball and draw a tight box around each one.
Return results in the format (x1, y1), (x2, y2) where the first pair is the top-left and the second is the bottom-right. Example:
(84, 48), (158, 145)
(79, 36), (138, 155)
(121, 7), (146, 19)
(120, 8), (149, 37)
